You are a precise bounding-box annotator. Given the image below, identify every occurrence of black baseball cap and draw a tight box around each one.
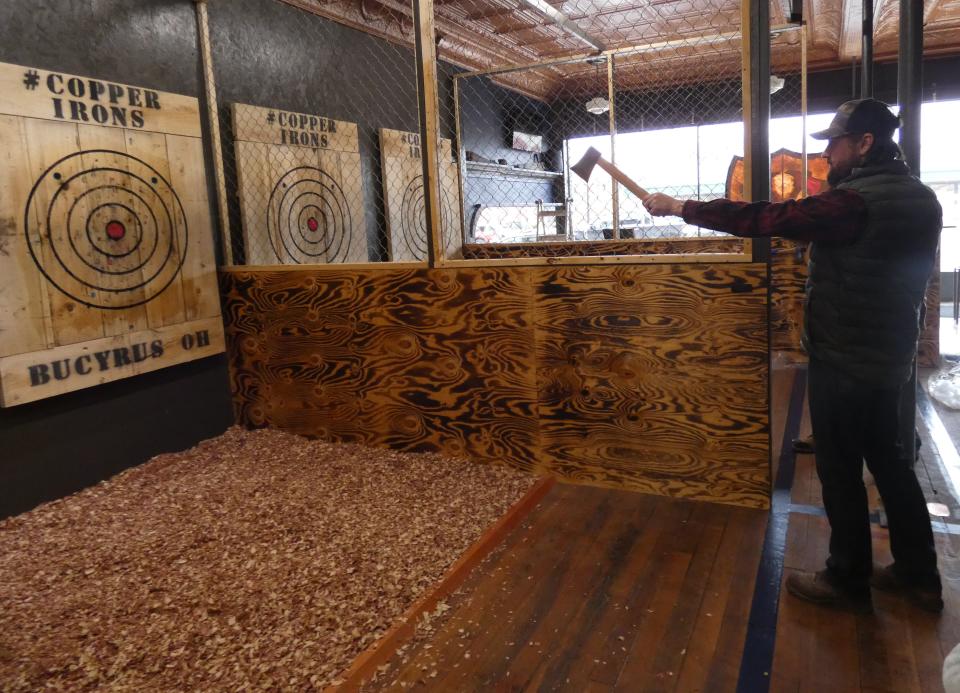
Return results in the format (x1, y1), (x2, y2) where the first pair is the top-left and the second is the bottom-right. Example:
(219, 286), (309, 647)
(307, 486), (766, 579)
(811, 98), (901, 140)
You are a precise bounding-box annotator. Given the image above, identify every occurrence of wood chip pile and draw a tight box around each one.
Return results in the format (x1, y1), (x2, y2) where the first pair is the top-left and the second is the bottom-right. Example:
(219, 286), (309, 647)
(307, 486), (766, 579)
(0, 427), (536, 691)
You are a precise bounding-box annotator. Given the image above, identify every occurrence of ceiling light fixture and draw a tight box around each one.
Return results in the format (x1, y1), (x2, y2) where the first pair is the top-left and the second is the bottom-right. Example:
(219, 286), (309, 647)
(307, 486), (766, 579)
(584, 59), (610, 115)
(585, 96), (610, 115)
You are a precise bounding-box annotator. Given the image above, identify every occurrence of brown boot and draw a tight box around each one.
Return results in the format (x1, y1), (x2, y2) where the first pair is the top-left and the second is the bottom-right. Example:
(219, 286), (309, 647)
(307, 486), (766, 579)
(785, 569), (873, 614)
(871, 564), (943, 613)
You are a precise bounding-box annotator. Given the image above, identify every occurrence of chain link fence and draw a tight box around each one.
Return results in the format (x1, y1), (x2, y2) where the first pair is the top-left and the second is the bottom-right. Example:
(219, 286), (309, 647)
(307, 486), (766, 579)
(437, 0), (759, 261)
(202, 0), (428, 266)
(198, 0), (807, 266)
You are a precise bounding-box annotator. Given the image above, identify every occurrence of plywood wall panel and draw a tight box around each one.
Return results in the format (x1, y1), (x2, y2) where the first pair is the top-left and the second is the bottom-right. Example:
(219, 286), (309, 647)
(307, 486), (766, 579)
(770, 237), (808, 360)
(221, 267), (542, 468)
(531, 265), (769, 507)
(222, 263), (770, 508)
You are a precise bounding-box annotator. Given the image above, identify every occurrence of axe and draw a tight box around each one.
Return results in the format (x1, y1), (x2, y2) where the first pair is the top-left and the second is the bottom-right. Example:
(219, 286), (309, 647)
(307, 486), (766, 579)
(570, 147), (650, 201)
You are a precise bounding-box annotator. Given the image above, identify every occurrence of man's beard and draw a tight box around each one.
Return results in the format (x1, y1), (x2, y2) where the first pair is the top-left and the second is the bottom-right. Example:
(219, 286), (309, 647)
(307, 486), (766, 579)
(827, 163), (852, 187)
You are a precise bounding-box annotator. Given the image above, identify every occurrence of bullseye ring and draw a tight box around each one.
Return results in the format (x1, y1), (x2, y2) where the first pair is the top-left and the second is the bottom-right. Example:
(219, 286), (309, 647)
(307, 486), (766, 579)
(399, 175), (454, 261)
(106, 220), (126, 240)
(267, 166), (351, 263)
(24, 149), (188, 310)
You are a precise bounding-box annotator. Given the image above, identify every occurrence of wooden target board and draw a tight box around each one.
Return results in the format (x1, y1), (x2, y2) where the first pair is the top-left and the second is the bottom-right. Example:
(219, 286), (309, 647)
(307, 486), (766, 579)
(0, 61), (224, 407)
(232, 103), (367, 265)
(379, 129), (462, 262)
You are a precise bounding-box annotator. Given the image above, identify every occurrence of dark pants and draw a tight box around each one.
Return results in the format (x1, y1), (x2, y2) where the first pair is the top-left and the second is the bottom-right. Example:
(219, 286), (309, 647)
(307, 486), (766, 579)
(807, 358), (939, 588)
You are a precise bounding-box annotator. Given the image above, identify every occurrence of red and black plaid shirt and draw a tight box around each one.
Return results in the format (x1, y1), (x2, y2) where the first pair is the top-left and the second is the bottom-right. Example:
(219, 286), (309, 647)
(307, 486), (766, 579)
(682, 188), (867, 242)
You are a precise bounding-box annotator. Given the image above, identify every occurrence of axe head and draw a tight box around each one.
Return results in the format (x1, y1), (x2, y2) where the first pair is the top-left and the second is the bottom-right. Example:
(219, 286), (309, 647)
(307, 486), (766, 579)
(571, 146), (602, 182)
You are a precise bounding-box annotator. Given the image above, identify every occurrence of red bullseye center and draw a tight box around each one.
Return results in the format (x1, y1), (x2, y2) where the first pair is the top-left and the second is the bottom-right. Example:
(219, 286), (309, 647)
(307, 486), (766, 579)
(105, 220), (126, 240)
(306, 217), (319, 232)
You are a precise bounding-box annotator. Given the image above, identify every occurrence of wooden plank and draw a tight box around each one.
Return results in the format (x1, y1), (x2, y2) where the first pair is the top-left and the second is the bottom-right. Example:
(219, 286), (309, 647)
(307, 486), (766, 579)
(0, 60), (201, 138)
(234, 140), (274, 266)
(388, 483), (586, 690)
(379, 128), (460, 263)
(674, 507), (762, 692)
(0, 315), (224, 407)
(461, 236), (747, 259)
(122, 129), (187, 328)
(231, 102), (358, 152)
(0, 114), (50, 356)
(612, 551), (694, 690)
(195, 0), (233, 265)
(333, 150), (369, 263)
(440, 254), (755, 267)
(268, 141), (326, 265)
(22, 116), (106, 346)
(429, 485), (624, 691)
(75, 123), (149, 336)
(491, 491), (659, 691)
(633, 505), (730, 691)
(163, 134), (221, 320)
(584, 499), (690, 686)
(437, 139), (462, 261)
(329, 476), (555, 690)
(381, 128), (429, 262)
(411, 0), (444, 268)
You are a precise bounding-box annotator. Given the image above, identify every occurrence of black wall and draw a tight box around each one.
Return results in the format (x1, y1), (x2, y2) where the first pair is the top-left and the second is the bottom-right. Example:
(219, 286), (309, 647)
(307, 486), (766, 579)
(0, 0), (233, 519)
(458, 75), (560, 226)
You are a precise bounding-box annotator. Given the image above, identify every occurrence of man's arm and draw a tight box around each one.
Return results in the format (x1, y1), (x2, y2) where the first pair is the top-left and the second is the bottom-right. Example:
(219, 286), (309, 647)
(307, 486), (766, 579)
(643, 189), (867, 242)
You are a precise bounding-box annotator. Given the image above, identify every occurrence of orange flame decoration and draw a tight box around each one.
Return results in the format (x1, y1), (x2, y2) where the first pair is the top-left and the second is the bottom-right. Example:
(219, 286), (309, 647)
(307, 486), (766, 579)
(725, 148), (830, 202)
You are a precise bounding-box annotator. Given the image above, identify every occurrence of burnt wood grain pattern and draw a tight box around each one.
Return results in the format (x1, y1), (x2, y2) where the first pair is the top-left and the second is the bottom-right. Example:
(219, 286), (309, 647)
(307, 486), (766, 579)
(531, 265), (769, 508)
(220, 267), (541, 468)
(462, 237), (746, 259)
(222, 263), (769, 508)
(770, 237), (809, 360)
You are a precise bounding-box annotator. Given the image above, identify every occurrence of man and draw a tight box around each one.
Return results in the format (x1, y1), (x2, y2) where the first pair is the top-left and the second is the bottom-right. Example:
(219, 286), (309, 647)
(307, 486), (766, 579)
(644, 99), (943, 613)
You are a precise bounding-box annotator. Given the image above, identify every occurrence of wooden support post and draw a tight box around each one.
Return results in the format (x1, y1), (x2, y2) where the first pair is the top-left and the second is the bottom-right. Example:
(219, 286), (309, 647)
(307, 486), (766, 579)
(453, 76), (468, 245)
(608, 56), (619, 239)
(194, 0), (234, 266)
(801, 23), (808, 197)
(412, 0), (445, 268)
(742, 0), (769, 263)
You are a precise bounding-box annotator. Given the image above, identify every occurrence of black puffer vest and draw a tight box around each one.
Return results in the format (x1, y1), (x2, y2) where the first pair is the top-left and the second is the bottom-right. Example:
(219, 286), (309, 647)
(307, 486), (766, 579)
(803, 160), (942, 387)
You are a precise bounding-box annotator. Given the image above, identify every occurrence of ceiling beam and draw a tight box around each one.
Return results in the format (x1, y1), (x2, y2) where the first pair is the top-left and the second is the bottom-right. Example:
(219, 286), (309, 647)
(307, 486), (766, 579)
(517, 0), (606, 51)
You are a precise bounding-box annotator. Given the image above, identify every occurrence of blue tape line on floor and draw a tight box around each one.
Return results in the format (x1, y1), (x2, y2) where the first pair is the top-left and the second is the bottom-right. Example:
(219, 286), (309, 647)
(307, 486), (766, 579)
(736, 367), (806, 692)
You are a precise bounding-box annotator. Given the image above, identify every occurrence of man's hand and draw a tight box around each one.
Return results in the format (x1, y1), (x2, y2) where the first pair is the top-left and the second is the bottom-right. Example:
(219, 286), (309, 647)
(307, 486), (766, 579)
(643, 193), (684, 218)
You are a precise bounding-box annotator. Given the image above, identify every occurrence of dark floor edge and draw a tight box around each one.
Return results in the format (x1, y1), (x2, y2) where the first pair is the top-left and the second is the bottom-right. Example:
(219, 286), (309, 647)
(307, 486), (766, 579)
(736, 366), (806, 693)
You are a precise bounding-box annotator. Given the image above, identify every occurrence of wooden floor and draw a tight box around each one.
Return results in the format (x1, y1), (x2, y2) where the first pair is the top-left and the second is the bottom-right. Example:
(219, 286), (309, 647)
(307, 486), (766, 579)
(368, 362), (960, 692)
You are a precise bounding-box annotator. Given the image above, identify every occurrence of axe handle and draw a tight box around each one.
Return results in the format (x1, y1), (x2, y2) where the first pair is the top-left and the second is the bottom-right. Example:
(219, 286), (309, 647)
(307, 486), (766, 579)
(596, 157), (650, 201)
